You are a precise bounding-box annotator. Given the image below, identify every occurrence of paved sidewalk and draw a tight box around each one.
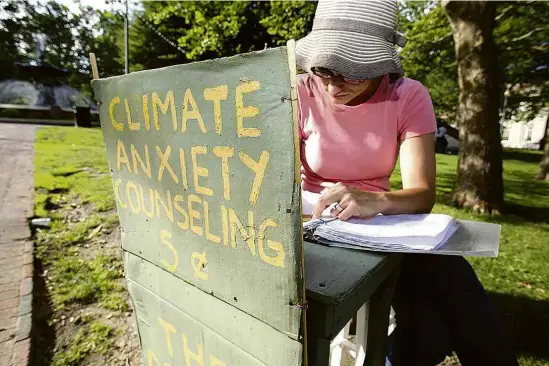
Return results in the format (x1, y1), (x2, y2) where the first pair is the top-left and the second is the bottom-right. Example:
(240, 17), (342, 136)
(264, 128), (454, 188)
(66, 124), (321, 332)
(0, 124), (36, 366)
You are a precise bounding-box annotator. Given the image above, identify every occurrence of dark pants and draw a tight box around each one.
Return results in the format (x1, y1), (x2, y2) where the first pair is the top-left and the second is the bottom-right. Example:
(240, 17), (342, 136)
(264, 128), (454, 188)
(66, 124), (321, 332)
(435, 137), (448, 154)
(389, 255), (518, 366)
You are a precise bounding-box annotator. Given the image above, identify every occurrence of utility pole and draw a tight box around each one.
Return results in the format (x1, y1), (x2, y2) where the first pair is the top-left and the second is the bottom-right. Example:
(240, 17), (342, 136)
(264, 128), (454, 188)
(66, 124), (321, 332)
(124, 0), (129, 74)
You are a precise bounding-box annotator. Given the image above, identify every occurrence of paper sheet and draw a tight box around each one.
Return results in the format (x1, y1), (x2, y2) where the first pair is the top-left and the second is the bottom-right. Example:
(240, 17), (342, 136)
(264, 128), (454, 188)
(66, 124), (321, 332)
(302, 190), (460, 252)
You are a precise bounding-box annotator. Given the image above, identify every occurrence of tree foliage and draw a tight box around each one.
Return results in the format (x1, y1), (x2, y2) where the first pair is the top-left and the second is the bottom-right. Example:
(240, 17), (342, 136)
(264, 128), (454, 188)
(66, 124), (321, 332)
(1, 0), (547, 124)
(131, 0), (316, 69)
(398, 2), (457, 124)
(398, 1), (549, 124)
(0, 0), (29, 79)
(495, 1), (549, 121)
(260, 1), (316, 46)
(115, 0), (316, 74)
(0, 0), (124, 95)
(2, 0), (549, 197)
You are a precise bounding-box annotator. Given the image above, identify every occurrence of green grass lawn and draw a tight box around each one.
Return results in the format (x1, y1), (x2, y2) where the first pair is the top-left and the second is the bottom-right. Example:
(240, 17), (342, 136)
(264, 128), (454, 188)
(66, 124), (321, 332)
(35, 127), (549, 365)
(34, 127), (128, 365)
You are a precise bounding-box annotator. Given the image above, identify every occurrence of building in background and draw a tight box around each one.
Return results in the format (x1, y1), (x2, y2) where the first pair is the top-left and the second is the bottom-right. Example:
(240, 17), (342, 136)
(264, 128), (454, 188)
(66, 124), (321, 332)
(501, 109), (548, 150)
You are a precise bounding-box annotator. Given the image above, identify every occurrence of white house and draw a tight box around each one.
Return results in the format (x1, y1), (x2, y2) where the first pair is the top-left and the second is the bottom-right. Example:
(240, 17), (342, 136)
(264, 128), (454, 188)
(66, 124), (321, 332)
(501, 108), (548, 150)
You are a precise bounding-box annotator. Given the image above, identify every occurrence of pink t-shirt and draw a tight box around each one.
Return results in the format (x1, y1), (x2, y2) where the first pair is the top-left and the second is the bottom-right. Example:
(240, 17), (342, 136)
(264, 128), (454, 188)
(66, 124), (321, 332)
(298, 74), (436, 193)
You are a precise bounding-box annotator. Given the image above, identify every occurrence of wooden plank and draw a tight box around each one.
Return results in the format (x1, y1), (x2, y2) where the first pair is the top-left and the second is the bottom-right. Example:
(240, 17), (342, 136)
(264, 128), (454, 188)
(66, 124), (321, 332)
(128, 279), (267, 366)
(286, 38), (308, 366)
(89, 53), (99, 79)
(91, 46), (304, 365)
(304, 241), (398, 304)
(125, 252), (302, 366)
(331, 254), (401, 334)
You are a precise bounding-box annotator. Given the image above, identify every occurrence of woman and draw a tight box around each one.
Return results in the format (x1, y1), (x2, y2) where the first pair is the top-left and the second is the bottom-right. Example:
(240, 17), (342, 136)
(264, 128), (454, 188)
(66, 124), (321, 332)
(295, 1), (518, 365)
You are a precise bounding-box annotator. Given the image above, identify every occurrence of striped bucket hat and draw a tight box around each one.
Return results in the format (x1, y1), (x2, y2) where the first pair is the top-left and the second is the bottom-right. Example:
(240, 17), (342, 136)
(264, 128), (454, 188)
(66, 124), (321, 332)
(296, 0), (406, 80)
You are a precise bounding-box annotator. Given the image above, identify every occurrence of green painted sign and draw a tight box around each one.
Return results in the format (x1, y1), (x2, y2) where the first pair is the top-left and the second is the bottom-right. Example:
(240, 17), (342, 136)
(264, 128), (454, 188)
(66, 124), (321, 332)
(91, 44), (304, 365)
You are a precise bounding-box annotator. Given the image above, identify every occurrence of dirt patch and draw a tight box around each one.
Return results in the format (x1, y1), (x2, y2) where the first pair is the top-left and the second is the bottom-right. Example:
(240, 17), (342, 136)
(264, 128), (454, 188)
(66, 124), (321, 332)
(79, 217), (122, 260)
(50, 305), (140, 366)
(32, 198), (141, 366)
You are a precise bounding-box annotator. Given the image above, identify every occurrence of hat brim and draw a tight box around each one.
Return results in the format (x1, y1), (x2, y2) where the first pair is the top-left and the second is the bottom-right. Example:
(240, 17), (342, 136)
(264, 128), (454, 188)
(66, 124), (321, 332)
(296, 29), (403, 80)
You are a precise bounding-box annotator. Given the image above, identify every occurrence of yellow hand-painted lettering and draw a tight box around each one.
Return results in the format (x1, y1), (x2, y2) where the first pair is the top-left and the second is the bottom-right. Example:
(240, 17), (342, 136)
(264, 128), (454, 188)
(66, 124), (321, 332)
(139, 185), (155, 218)
(147, 348), (160, 366)
(258, 218), (285, 268)
(203, 85), (228, 135)
(157, 146), (180, 184)
(173, 194), (190, 230)
(130, 144), (151, 179)
(109, 96), (124, 131)
(221, 205), (229, 247)
(152, 90), (178, 131)
(182, 88), (207, 134)
(116, 139), (131, 172)
(142, 94), (151, 130)
(125, 180), (141, 214)
(191, 251), (208, 280)
(212, 146), (234, 200)
(235, 80), (260, 137)
(125, 97), (140, 130)
(191, 146), (213, 197)
(179, 148), (189, 189)
(160, 229), (178, 273)
(158, 318), (177, 357)
(113, 178), (127, 209)
(239, 150), (269, 205)
(155, 189), (174, 223)
(182, 333), (205, 366)
(229, 208), (255, 255)
(187, 194), (203, 236)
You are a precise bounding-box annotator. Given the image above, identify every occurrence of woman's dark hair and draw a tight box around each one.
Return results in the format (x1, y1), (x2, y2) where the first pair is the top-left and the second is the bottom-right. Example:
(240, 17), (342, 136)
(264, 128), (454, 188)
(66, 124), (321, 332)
(389, 73), (401, 84)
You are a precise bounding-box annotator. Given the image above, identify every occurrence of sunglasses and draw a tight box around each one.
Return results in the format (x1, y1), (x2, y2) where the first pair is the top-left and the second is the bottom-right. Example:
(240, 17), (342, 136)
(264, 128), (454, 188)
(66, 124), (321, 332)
(311, 67), (367, 85)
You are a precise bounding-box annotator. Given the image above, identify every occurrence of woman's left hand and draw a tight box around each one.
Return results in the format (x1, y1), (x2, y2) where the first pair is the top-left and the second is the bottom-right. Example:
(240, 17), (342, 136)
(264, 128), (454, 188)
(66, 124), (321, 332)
(312, 182), (387, 220)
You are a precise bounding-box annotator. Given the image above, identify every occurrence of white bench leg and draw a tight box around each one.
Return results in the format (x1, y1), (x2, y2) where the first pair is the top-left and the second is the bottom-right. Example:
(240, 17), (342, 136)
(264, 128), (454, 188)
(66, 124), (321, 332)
(330, 301), (389, 366)
(388, 306), (396, 335)
(354, 302), (370, 366)
(330, 321), (351, 365)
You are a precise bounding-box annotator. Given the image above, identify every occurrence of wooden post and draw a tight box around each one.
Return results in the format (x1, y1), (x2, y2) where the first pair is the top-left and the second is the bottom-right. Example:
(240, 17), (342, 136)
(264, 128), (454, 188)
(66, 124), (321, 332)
(287, 39), (308, 366)
(89, 53), (99, 80)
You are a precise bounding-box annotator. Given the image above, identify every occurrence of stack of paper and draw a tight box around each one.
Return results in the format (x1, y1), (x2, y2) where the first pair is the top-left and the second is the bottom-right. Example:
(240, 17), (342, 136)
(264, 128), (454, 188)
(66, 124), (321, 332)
(303, 214), (459, 253)
(301, 190), (460, 253)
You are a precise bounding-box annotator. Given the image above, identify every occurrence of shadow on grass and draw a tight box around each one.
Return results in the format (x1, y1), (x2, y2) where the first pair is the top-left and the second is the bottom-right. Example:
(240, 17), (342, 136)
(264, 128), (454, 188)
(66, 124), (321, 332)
(432, 164), (549, 224)
(435, 170), (458, 207)
(30, 257), (55, 366)
(502, 149), (543, 164)
(500, 204), (549, 224)
(489, 292), (549, 362)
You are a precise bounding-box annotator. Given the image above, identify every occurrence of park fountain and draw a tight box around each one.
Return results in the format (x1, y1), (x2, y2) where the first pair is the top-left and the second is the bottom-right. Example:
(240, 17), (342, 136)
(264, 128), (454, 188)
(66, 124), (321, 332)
(0, 34), (98, 125)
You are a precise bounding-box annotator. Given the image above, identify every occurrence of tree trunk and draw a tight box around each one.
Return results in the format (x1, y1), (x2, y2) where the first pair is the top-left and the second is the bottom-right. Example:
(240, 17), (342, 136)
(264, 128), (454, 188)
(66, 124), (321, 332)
(538, 112), (548, 152)
(537, 113), (549, 180)
(443, 1), (503, 214)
